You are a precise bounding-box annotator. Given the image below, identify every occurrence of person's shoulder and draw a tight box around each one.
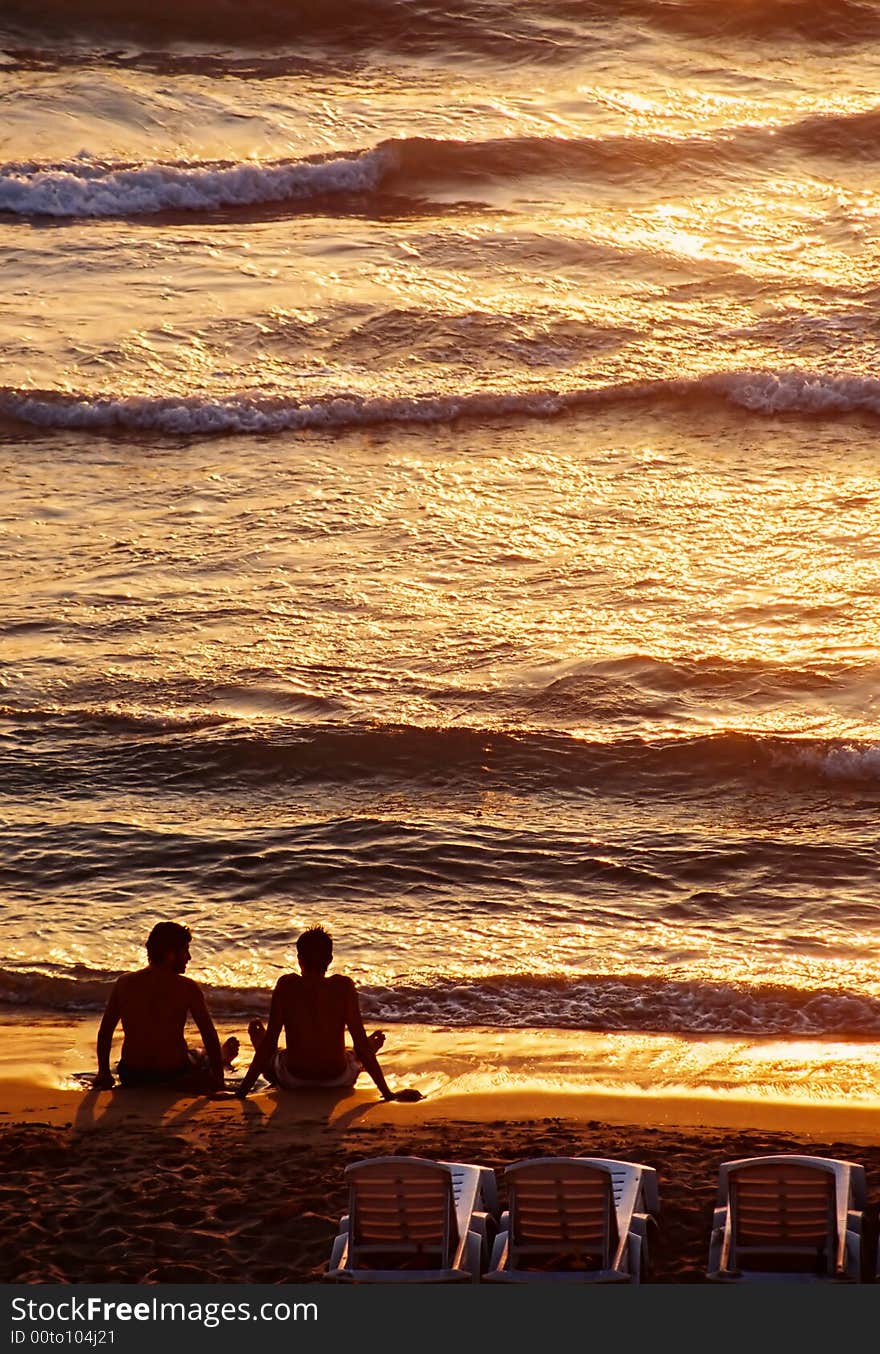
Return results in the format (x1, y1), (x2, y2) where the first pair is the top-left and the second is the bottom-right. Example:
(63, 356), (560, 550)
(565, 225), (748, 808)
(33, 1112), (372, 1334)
(329, 974), (356, 993)
(178, 974), (204, 998)
(271, 972), (299, 1001)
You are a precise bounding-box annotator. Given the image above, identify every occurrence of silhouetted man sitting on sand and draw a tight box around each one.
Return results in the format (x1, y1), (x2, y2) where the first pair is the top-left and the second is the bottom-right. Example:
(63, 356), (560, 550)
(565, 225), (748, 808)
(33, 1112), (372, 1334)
(235, 925), (421, 1101)
(93, 921), (238, 1093)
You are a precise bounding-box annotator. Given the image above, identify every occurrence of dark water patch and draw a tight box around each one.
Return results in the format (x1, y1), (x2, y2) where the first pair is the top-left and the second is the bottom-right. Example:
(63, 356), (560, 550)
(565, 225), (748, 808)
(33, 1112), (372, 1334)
(0, 815), (676, 900)
(0, 0), (586, 60)
(0, 43), (340, 79)
(4, 710), (880, 802)
(4, 0), (878, 51)
(556, 0), (880, 43)
(781, 104), (880, 162)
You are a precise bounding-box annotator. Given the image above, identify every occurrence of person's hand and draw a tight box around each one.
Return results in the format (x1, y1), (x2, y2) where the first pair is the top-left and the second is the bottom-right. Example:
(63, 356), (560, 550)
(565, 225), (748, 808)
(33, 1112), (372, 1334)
(92, 1072), (115, 1091)
(383, 1088), (423, 1103)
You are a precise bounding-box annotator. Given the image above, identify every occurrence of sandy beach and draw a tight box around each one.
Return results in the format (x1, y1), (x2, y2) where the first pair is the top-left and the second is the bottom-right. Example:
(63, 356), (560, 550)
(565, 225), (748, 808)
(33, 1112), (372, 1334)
(4, 1015), (880, 1284)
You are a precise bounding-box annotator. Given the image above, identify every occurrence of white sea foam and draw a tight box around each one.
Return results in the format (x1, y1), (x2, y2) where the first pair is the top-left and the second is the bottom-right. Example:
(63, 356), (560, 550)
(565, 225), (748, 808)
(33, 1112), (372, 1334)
(0, 147), (392, 217)
(783, 742), (880, 781)
(712, 369), (880, 415)
(0, 387), (569, 435)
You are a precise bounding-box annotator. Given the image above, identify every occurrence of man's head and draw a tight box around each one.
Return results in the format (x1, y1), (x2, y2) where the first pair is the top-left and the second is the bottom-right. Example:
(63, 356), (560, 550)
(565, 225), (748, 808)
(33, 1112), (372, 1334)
(296, 925), (333, 975)
(146, 921), (192, 971)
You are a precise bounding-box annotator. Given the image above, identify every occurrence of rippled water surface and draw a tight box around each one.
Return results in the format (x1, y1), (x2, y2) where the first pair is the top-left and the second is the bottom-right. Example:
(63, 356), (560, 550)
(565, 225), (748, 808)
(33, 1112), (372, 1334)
(2, 0), (880, 1061)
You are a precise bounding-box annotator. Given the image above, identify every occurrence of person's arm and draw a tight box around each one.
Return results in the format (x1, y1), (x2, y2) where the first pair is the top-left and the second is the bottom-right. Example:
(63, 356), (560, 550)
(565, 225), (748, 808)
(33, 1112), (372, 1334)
(94, 984), (121, 1089)
(188, 984), (225, 1091)
(345, 982), (421, 1101)
(236, 983), (284, 1098)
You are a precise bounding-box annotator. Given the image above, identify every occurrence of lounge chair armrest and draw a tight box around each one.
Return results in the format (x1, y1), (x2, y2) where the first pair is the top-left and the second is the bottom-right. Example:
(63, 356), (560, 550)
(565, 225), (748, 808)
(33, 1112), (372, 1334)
(464, 1229), (483, 1281)
(707, 1224), (725, 1278)
(630, 1212), (653, 1270)
(476, 1166), (500, 1218)
(469, 1211), (497, 1262)
(489, 1229), (510, 1273)
(326, 1233), (349, 1277)
(844, 1227), (862, 1282)
(337, 1213), (350, 1234)
(626, 1229), (643, 1283)
(638, 1167), (660, 1217)
(849, 1166), (867, 1210)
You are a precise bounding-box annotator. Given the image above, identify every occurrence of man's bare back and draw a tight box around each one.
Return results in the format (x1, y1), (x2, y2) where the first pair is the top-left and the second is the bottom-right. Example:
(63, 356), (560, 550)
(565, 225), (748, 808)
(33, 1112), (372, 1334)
(273, 972), (357, 1081)
(114, 967), (208, 1072)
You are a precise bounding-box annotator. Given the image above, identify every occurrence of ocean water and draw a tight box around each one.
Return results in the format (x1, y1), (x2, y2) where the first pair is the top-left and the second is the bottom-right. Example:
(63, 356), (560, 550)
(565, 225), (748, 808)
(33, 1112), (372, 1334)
(3, 0), (880, 1072)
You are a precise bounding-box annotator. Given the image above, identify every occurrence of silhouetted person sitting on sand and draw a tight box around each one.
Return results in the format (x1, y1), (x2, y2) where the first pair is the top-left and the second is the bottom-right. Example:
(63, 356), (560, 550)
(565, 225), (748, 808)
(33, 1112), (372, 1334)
(235, 925), (421, 1101)
(93, 921), (238, 1093)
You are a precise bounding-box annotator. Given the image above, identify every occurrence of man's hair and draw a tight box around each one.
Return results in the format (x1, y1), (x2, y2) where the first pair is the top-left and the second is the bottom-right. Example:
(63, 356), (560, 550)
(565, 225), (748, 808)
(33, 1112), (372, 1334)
(146, 921), (192, 964)
(296, 925), (333, 973)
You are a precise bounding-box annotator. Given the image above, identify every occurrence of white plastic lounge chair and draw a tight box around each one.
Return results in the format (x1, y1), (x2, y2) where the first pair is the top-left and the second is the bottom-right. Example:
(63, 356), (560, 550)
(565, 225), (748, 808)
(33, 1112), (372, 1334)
(485, 1156), (659, 1284)
(326, 1156), (499, 1283)
(707, 1155), (865, 1282)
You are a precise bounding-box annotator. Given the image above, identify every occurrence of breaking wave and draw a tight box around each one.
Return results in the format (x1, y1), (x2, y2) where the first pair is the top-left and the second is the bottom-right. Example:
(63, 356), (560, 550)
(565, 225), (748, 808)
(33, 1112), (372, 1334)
(0, 148), (391, 219)
(4, 964), (880, 1037)
(6, 109), (880, 221)
(3, 370), (880, 438)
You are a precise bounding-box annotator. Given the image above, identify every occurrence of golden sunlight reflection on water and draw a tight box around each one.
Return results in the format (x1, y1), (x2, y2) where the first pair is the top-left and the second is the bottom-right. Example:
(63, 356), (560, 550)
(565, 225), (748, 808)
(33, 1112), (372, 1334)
(4, 11), (880, 1072)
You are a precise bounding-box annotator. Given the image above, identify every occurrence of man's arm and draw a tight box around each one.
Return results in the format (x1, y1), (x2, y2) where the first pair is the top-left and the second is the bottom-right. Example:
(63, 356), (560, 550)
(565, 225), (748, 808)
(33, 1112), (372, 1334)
(345, 982), (420, 1101)
(236, 983), (284, 1098)
(94, 984), (121, 1089)
(188, 983), (225, 1091)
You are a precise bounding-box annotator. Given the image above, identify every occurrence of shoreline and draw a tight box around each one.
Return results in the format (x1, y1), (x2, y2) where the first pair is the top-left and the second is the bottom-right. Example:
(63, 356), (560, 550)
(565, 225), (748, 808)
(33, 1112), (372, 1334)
(6, 1077), (880, 1145)
(4, 1008), (880, 1141)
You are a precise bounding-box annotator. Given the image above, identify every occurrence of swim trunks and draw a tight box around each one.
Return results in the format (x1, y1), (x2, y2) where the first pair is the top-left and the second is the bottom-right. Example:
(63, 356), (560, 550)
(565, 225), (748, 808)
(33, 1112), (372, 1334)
(117, 1048), (206, 1088)
(272, 1050), (361, 1090)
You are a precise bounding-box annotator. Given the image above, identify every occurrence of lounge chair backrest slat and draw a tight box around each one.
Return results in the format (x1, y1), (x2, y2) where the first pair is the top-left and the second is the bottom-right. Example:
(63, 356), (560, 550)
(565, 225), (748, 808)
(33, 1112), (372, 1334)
(507, 1162), (618, 1267)
(346, 1159), (458, 1265)
(730, 1164), (836, 1263)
